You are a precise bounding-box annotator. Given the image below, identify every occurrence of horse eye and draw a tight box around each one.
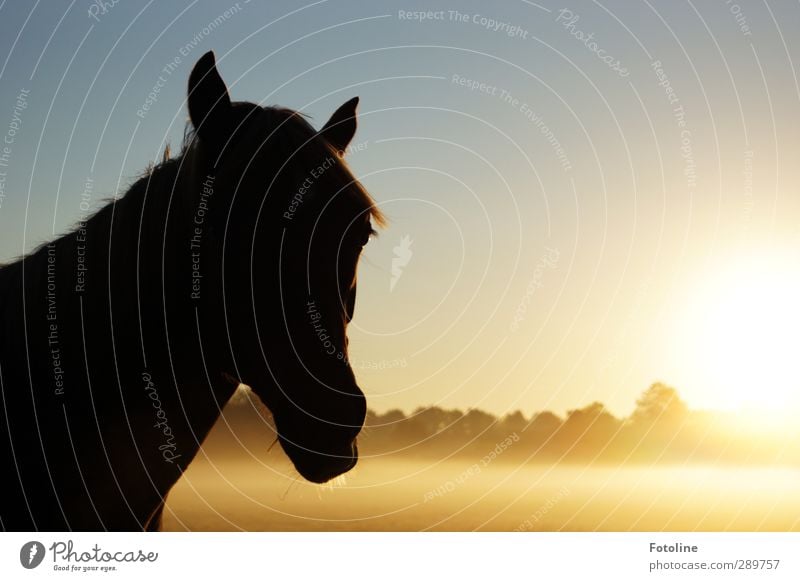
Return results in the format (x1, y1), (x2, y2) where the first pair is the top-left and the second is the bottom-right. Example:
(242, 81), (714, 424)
(359, 227), (375, 247)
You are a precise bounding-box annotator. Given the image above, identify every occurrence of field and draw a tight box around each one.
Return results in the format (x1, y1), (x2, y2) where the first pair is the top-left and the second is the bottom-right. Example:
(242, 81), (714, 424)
(163, 457), (800, 532)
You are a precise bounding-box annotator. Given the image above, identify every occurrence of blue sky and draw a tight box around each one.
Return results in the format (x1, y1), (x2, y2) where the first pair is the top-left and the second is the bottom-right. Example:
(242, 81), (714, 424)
(1, 1), (799, 417)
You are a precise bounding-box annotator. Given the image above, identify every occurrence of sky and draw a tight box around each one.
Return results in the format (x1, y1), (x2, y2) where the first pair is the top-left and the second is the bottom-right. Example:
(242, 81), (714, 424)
(1, 0), (799, 419)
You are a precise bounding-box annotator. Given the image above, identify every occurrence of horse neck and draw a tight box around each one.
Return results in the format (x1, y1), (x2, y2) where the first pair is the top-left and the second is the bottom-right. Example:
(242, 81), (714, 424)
(129, 153), (226, 371)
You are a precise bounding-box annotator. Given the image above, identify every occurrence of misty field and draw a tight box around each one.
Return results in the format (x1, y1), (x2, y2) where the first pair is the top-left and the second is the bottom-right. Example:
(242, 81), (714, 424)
(162, 457), (800, 532)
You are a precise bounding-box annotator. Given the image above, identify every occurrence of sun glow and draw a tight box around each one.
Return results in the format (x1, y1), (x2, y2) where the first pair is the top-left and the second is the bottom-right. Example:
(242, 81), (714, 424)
(674, 250), (800, 419)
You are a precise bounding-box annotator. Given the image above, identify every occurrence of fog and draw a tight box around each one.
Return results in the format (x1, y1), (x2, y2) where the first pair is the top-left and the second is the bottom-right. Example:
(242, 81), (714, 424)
(161, 385), (800, 531)
(163, 457), (800, 531)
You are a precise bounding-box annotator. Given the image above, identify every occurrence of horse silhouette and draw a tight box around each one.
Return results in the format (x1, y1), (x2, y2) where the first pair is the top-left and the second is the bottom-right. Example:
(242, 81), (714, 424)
(0, 51), (383, 531)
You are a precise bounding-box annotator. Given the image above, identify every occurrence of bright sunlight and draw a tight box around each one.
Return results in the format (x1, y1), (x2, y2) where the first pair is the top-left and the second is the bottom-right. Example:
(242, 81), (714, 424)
(674, 249), (800, 419)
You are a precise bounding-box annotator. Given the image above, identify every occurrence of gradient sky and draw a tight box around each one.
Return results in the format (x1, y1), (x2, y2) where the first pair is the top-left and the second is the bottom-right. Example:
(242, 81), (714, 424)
(1, 0), (799, 418)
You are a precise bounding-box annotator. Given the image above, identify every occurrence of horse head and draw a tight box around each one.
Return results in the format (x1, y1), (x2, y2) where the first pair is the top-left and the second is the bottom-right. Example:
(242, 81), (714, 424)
(186, 52), (382, 483)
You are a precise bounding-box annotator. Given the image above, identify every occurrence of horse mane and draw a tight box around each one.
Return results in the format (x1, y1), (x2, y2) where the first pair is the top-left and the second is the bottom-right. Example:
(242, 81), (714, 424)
(0, 103), (384, 298)
(130, 104), (386, 238)
(272, 107), (385, 227)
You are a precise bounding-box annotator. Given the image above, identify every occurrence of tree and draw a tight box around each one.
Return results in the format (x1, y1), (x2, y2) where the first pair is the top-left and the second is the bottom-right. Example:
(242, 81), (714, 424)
(527, 411), (563, 436)
(459, 408), (496, 438)
(500, 410), (527, 434)
(560, 402), (621, 457)
(632, 382), (688, 425)
(410, 406), (449, 437)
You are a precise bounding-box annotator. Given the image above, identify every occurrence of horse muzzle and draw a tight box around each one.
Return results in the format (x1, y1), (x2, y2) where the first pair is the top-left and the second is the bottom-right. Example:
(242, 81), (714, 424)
(279, 436), (359, 484)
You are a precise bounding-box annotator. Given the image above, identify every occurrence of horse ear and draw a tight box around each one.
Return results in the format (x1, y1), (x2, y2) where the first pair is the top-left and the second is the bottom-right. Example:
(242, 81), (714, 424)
(188, 51), (231, 142)
(320, 97), (359, 155)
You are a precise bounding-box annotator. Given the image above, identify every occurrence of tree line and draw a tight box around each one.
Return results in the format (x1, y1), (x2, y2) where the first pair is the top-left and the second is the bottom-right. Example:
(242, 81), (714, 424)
(203, 383), (798, 465)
